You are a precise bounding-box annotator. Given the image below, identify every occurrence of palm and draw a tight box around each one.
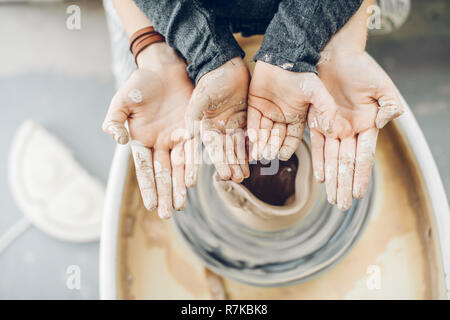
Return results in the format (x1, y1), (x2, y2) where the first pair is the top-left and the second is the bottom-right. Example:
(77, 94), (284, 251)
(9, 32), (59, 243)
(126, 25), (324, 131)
(187, 57), (250, 182)
(309, 52), (403, 210)
(248, 61), (337, 161)
(194, 66), (248, 135)
(311, 52), (386, 139)
(124, 67), (193, 148)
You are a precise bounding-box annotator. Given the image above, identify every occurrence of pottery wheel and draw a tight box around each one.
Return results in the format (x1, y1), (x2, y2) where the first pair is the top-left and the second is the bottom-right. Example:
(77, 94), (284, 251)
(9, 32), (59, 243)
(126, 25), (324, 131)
(174, 138), (373, 287)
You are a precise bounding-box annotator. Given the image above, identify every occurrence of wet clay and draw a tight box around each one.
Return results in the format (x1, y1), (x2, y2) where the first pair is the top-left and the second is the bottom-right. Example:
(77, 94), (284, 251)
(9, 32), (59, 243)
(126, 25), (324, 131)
(117, 163), (213, 299)
(116, 123), (444, 300)
(242, 154), (298, 206)
(212, 142), (318, 231)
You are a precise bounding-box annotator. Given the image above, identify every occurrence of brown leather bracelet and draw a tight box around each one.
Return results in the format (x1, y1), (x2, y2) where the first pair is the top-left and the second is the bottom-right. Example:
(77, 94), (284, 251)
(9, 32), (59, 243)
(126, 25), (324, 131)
(129, 26), (165, 64)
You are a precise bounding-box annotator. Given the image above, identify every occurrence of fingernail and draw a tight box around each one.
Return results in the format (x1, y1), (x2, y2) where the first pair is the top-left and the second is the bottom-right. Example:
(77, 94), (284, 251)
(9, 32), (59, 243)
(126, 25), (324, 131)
(185, 172), (196, 188)
(105, 121), (129, 145)
(337, 199), (351, 211)
(327, 194), (337, 205)
(376, 117), (389, 129)
(353, 189), (364, 199)
(143, 192), (157, 211)
(173, 191), (186, 211)
(314, 171), (324, 182)
(220, 171), (232, 181)
(116, 133), (129, 144)
(279, 146), (292, 161)
(158, 203), (172, 220)
(233, 171), (243, 183)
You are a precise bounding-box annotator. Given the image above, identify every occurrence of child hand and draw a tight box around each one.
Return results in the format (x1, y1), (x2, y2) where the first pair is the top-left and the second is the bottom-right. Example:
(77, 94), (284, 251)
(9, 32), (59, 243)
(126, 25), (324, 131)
(248, 61), (337, 162)
(185, 57), (250, 183)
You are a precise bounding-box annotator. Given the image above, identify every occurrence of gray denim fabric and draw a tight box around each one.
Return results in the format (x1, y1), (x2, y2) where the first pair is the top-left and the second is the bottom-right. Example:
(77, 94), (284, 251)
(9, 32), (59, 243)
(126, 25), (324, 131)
(254, 0), (364, 74)
(133, 0), (362, 81)
(133, 0), (245, 83)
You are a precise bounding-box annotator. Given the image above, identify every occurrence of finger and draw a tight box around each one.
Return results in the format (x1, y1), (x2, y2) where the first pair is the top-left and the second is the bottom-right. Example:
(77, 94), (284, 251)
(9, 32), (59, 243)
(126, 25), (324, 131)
(278, 117), (306, 161)
(184, 135), (200, 188)
(337, 137), (356, 211)
(234, 130), (249, 178)
(247, 107), (261, 141)
(263, 122), (286, 160)
(248, 128), (259, 162)
(247, 107), (261, 162)
(170, 127), (186, 147)
(225, 133), (244, 183)
(102, 93), (130, 144)
(287, 118), (306, 139)
(353, 128), (378, 199)
(153, 149), (173, 219)
(308, 76), (338, 134)
(171, 143), (187, 211)
(203, 129), (231, 180)
(375, 88), (404, 129)
(185, 89), (208, 137)
(225, 110), (247, 131)
(310, 129), (325, 182)
(130, 141), (157, 210)
(258, 117), (273, 160)
(324, 138), (339, 205)
(248, 90), (285, 123)
(279, 135), (301, 161)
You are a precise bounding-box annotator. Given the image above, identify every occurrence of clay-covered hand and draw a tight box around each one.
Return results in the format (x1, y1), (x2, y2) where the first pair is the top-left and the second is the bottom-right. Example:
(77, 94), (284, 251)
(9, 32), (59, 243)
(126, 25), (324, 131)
(248, 60), (338, 162)
(310, 51), (404, 210)
(102, 43), (196, 219)
(185, 57), (250, 183)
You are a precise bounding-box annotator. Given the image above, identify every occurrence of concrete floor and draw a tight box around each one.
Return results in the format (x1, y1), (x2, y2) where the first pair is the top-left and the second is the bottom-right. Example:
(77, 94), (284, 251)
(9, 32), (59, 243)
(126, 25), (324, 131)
(0, 0), (448, 299)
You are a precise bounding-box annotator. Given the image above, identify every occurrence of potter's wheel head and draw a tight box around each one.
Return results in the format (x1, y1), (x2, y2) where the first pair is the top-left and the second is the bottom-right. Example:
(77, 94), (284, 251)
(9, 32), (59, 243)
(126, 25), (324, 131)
(174, 140), (373, 287)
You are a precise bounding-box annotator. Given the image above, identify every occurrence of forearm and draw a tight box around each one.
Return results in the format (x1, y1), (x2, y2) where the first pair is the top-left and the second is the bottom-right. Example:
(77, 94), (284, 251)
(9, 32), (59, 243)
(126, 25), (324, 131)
(254, 0), (364, 73)
(132, 0), (244, 83)
(323, 0), (375, 54)
(111, 0), (185, 70)
(112, 0), (152, 37)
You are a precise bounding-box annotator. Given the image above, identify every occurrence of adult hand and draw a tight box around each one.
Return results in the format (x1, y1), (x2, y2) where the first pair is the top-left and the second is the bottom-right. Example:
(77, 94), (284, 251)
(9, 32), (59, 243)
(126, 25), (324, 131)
(248, 60), (337, 162)
(186, 57), (250, 183)
(310, 50), (404, 210)
(102, 43), (196, 219)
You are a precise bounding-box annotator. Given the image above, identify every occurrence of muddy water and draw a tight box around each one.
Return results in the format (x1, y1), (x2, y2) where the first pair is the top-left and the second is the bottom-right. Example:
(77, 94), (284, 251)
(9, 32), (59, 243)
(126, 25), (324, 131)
(116, 122), (445, 299)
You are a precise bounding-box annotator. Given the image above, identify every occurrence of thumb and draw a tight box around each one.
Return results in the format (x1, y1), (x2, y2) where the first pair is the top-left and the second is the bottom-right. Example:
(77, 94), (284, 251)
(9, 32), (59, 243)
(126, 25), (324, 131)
(375, 85), (404, 129)
(185, 89), (209, 138)
(309, 77), (338, 135)
(102, 92), (130, 145)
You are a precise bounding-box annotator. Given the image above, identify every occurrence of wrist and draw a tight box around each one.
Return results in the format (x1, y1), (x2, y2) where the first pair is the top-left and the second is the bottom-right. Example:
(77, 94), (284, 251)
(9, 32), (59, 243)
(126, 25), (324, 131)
(322, 33), (365, 58)
(136, 42), (186, 70)
(254, 52), (318, 75)
(322, 0), (374, 55)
